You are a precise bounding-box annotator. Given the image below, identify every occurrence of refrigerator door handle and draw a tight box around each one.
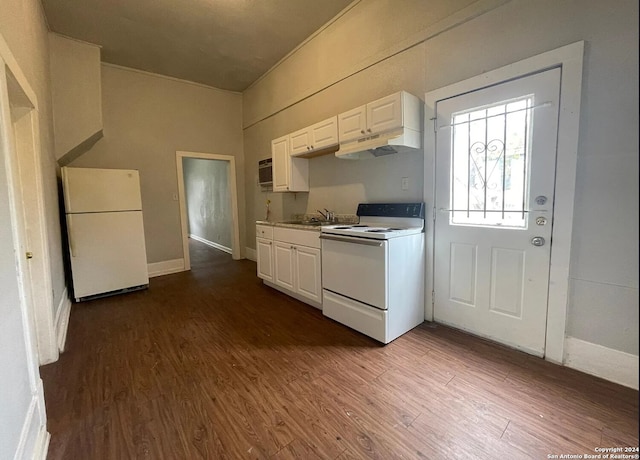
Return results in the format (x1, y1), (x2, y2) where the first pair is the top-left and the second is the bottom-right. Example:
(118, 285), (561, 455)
(68, 217), (75, 258)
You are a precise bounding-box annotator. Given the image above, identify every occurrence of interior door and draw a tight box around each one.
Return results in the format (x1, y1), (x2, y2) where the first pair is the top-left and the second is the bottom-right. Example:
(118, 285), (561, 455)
(433, 68), (560, 356)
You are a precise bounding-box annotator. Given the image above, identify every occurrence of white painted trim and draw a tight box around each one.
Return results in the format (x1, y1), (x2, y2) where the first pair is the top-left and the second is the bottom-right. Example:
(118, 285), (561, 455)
(0, 34), (38, 111)
(189, 234), (232, 254)
(176, 151), (242, 269)
(564, 337), (639, 390)
(13, 393), (49, 460)
(245, 247), (257, 262)
(424, 41), (584, 363)
(0, 40), (50, 460)
(32, 425), (50, 460)
(147, 258), (186, 278)
(2, 32), (58, 367)
(54, 288), (71, 353)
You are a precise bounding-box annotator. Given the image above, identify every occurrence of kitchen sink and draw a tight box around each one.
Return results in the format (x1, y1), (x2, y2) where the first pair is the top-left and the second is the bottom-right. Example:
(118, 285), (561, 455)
(280, 220), (325, 226)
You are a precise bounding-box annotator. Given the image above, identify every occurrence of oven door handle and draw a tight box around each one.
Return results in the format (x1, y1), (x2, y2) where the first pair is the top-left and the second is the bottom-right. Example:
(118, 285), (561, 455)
(320, 234), (384, 247)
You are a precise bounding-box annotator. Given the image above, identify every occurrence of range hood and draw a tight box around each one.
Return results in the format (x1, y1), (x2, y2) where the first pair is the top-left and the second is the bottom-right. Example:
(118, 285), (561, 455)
(335, 127), (422, 160)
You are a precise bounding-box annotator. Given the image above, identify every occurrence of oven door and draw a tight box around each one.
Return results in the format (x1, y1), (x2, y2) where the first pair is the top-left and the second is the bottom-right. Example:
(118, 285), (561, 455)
(320, 234), (388, 309)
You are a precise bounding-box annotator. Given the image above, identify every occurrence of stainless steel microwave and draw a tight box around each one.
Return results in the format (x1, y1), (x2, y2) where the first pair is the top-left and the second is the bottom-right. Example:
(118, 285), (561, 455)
(258, 158), (272, 186)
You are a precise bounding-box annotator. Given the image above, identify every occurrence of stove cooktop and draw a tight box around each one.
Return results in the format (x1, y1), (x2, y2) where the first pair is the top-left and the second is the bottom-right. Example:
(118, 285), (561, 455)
(321, 223), (423, 240)
(320, 202), (425, 240)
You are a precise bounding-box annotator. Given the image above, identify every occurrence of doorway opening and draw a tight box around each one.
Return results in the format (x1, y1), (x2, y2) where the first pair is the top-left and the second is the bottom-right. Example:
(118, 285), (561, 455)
(176, 151), (241, 269)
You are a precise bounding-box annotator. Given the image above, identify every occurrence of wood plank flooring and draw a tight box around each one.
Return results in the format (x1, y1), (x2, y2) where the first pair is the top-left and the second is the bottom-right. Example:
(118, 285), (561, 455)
(40, 239), (639, 459)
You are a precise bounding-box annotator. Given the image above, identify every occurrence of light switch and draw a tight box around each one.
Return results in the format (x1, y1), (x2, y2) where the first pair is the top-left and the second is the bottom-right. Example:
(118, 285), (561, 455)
(401, 177), (409, 191)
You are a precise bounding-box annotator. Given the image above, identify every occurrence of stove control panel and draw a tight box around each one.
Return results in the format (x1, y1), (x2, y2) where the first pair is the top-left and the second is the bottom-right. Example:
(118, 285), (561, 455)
(356, 202), (425, 219)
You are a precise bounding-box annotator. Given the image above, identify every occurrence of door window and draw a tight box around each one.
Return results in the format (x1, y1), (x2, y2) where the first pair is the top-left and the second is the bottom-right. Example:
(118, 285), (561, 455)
(449, 96), (533, 228)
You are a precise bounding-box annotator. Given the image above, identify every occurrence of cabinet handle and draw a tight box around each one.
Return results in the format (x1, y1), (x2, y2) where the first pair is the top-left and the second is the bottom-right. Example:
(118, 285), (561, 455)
(306, 146), (310, 150)
(310, 145), (313, 149)
(367, 128), (372, 132)
(360, 130), (365, 134)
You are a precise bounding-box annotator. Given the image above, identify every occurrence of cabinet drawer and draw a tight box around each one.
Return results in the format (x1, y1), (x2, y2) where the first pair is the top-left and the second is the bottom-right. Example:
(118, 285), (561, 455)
(273, 227), (320, 249)
(256, 224), (273, 240)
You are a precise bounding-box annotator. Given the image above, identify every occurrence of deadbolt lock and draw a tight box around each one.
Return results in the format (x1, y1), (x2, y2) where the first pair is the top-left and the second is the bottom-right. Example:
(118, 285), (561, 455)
(531, 237), (545, 247)
(535, 195), (547, 205)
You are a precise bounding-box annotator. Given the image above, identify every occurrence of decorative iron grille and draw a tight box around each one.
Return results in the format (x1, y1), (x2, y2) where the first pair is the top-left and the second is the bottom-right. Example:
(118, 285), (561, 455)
(449, 97), (533, 228)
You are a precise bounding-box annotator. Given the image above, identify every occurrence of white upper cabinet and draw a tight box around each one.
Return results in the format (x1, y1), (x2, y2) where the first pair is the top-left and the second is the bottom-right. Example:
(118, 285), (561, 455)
(289, 128), (312, 156)
(289, 116), (338, 156)
(338, 91), (418, 143)
(272, 135), (309, 192)
(336, 107), (367, 143)
(367, 92), (403, 134)
(272, 135), (290, 191)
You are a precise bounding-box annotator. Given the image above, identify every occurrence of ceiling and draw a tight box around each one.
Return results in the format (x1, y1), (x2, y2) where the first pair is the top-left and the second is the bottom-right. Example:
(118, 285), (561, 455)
(41, 0), (354, 92)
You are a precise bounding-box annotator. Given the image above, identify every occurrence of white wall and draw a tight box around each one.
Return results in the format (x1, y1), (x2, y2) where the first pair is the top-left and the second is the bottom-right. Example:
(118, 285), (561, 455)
(183, 157), (232, 250)
(0, 0), (67, 322)
(72, 64), (244, 264)
(49, 33), (102, 162)
(0, 0), (53, 455)
(242, 0), (639, 357)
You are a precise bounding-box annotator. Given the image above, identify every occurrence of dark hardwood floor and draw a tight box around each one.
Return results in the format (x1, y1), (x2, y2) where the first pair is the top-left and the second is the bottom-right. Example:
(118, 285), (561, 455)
(41, 239), (639, 459)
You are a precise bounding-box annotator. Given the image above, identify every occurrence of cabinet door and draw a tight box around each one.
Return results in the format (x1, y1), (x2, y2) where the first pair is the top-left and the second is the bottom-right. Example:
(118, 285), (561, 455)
(289, 128), (311, 156)
(294, 245), (322, 303)
(256, 237), (273, 282)
(272, 135), (290, 192)
(367, 92), (403, 135)
(274, 241), (295, 290)
(338, 105), (367, 143)
(310, 116), (338, 150)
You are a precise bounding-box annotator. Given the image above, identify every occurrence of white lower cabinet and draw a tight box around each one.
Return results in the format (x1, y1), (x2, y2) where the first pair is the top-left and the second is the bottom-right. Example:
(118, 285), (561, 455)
(292, 245), (322, 303)
(274, 241), (295, 291)
(256, 224), (322, 308)
(256, 237), (274, 282)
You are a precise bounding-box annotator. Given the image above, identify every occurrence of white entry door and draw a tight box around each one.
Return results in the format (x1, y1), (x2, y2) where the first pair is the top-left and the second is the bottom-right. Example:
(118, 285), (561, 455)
(434, 68), (560, 356)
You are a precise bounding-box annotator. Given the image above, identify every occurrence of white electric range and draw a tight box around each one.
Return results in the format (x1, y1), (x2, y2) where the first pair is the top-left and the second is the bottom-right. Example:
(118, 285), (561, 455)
(320, 203), (425, 343)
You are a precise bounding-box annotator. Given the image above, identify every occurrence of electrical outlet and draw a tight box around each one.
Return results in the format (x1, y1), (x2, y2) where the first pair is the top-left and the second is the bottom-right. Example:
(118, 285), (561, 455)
(401, 177), (409, 191)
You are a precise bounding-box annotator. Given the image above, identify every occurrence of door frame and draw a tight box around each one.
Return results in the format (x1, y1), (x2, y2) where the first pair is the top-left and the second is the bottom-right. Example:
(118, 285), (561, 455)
(0, 35), (50, 457)
(176, 151), (241, 268)
(0, 35), (59, 366)
(424, 41), (584, 363)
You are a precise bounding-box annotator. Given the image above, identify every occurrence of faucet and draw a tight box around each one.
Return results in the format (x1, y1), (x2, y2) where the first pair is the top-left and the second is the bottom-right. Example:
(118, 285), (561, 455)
(316, 208), (335, 222)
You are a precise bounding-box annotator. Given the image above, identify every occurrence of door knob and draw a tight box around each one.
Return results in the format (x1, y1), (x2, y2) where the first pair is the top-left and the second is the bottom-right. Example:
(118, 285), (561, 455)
(531, 237), (545, 247)
(26, 251), (33, 259)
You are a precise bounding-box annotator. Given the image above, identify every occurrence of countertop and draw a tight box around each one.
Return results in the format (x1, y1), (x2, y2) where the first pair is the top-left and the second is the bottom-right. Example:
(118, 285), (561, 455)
(256, 220), (323, 231)
(256, 213), (358, 232)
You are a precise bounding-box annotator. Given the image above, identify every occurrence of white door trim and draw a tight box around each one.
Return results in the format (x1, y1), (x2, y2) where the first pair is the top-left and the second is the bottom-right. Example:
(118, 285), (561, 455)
(0, 37), (50, 458)
(176, 151), (241, 269)
(424, 41), (584, 364)
(1, 32), (60, 365)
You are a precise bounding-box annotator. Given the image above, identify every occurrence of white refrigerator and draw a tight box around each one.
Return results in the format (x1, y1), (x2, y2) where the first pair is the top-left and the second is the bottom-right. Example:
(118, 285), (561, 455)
(62, 167), (149, 301)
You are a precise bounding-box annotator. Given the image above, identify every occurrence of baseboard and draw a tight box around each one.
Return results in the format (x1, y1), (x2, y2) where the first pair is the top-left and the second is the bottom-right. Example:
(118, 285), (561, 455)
(564, 337), (639, 390)
(189, 234), (232, 254)
(245, 247), (257, 262)
(14, 395), (48, 460)
(33, 425), (50, 460)
(147, 258), (185, 278)
(55, 288), (72, 353)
